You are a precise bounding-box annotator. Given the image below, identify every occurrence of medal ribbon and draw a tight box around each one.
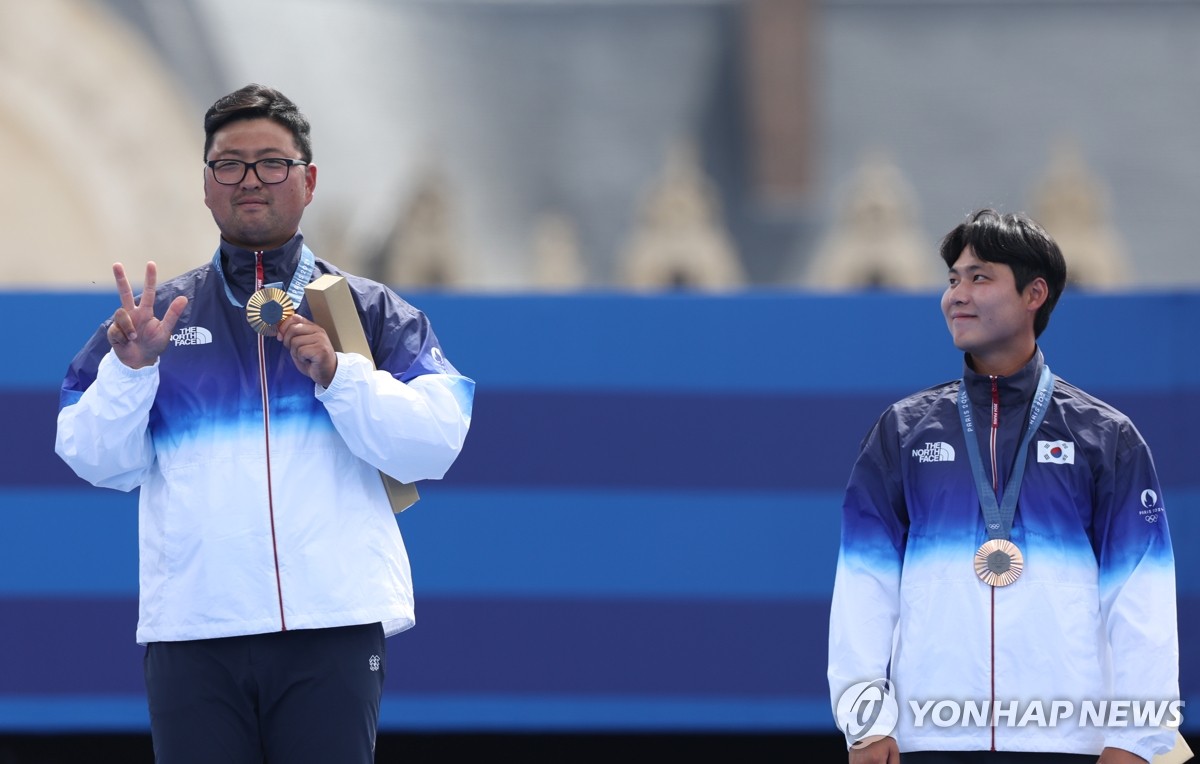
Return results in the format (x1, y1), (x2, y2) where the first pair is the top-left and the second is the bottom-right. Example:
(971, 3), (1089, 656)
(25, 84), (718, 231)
(957, 365), (1054, 541)
(213, 244), (316, 309)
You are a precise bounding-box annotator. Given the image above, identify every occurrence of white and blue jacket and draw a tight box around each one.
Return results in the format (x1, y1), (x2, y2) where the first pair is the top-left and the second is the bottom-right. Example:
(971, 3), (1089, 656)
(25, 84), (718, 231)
(828, 349), (1178, 761)
(55, 234), (474, 645)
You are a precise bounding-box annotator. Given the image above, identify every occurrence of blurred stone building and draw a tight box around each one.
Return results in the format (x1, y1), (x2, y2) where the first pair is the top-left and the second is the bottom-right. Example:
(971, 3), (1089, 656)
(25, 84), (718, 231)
(1, 0), (1193, 291)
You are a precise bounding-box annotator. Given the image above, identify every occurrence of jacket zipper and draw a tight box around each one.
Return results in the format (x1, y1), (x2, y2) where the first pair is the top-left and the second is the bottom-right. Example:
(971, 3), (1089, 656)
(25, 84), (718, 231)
(988, 376), (999, 751)
(256, 252), (287, 631)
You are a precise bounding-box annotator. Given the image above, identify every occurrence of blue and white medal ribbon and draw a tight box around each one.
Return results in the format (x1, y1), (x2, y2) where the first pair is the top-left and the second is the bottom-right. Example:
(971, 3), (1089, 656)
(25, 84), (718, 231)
(958, 365), (1054, 587)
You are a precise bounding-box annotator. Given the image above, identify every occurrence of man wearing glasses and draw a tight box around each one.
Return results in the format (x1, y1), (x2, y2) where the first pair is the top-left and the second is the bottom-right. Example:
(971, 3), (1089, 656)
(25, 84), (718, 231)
(55, 84), (475, 763)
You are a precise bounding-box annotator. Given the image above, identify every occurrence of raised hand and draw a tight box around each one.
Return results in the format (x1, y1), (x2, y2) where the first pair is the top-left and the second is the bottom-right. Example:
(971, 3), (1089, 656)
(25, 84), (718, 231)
(107, 262), (188, 369)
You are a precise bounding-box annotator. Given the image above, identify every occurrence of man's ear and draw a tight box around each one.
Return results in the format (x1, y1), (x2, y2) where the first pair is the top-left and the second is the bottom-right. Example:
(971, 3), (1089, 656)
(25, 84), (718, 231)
(1025, 277), (1049, 311)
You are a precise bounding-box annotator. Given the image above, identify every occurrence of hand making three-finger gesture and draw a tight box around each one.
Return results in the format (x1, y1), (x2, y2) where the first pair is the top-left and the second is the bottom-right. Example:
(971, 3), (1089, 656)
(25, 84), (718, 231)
(106, 262), (189, 370)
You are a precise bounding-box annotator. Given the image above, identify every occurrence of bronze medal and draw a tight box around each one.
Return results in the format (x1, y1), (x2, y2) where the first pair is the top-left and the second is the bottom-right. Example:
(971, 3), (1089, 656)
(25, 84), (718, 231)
(974, 538), (1024, 587)
(246, 288), (295, 336)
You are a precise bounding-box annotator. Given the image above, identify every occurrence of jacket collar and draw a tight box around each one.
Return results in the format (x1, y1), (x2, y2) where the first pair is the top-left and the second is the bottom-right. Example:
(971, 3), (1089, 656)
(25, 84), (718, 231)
(218, 233), (305, 304)
(961, 347), (1046, 411)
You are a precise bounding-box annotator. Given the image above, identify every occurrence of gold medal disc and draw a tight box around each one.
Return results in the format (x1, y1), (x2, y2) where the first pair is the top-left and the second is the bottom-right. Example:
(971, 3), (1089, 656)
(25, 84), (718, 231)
(246, 288), (295, 336)
(974, 539), (1024, 587)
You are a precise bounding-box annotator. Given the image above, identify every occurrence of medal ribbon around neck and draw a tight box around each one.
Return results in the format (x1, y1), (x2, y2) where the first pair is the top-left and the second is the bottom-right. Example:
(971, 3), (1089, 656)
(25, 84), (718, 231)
(211, 245), (316, 336)
(957, 365), (1054, 586)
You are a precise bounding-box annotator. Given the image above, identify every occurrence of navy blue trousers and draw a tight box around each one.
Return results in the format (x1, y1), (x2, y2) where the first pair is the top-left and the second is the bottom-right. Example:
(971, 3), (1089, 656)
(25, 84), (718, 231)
(144, 623), (386, 764)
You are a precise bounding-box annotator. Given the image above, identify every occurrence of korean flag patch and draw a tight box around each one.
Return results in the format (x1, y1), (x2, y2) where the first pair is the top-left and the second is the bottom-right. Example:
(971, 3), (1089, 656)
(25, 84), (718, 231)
(1038, 440), (1075, 464)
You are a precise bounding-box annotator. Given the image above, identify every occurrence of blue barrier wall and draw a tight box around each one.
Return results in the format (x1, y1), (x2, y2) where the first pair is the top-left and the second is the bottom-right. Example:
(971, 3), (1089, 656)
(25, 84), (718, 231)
(2, 290), (1197, 733)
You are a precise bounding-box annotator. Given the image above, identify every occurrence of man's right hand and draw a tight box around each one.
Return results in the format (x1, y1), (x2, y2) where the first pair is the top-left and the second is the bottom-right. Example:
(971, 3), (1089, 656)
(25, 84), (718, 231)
(107, 262), (187, 369)
(849, 735), (900, 764)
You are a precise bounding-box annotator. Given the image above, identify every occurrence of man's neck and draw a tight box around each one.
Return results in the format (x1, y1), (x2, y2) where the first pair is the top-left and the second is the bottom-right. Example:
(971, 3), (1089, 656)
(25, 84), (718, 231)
(217, 234), (304, 303)
(968, 346), (1036, 377)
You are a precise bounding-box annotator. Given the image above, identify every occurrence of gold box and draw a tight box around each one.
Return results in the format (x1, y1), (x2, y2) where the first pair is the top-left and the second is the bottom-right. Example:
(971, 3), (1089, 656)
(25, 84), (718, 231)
(305, 273), (419, 513)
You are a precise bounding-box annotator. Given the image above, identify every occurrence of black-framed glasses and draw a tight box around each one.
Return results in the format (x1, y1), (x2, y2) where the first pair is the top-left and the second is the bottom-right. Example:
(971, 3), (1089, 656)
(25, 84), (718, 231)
(205, 158), (308, 185)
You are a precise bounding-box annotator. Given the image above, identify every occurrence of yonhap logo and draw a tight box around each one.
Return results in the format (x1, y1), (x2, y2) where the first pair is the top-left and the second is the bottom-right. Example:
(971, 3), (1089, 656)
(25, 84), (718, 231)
(908, 698), (1184, 730)
(913, 442), (955, 463)
(837, 679), (898, 748)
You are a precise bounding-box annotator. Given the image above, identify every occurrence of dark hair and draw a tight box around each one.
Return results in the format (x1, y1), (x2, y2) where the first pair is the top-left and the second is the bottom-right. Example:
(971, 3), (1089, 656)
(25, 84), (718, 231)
(203, 84), (312, 163)
(939, 208), (1067, 338)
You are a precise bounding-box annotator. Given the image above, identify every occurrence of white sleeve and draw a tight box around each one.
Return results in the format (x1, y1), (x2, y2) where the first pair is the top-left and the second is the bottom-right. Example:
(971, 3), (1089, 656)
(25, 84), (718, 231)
(316, 351), (474, 483)
(828, 419), (905, 749)
(54, 351), (159, 492)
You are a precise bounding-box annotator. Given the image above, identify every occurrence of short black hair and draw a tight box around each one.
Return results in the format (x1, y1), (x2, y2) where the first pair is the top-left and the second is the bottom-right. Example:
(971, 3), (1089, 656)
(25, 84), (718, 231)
(203, 84), (312, 163)
(939, 208), (1067, 338)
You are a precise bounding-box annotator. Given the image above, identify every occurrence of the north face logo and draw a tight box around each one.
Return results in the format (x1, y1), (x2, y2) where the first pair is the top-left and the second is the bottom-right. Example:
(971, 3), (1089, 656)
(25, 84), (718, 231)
(913, 442), (955, 463)
(171, 326), (213, 346)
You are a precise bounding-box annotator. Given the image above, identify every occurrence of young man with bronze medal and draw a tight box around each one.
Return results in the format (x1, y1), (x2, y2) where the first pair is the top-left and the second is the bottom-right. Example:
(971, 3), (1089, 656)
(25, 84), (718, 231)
(828, 209), (1180, 763)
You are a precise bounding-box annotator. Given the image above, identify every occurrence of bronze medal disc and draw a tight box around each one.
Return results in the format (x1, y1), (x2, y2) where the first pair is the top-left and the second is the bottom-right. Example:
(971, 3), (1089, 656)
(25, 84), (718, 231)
(974, 538), (1024, 587)
(246, 288), (295, 336)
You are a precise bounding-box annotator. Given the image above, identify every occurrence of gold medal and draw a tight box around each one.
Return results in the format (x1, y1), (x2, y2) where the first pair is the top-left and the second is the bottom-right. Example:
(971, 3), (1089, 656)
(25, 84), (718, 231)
(246, 288), (295, 336)
(974, 539), (1024, 587)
